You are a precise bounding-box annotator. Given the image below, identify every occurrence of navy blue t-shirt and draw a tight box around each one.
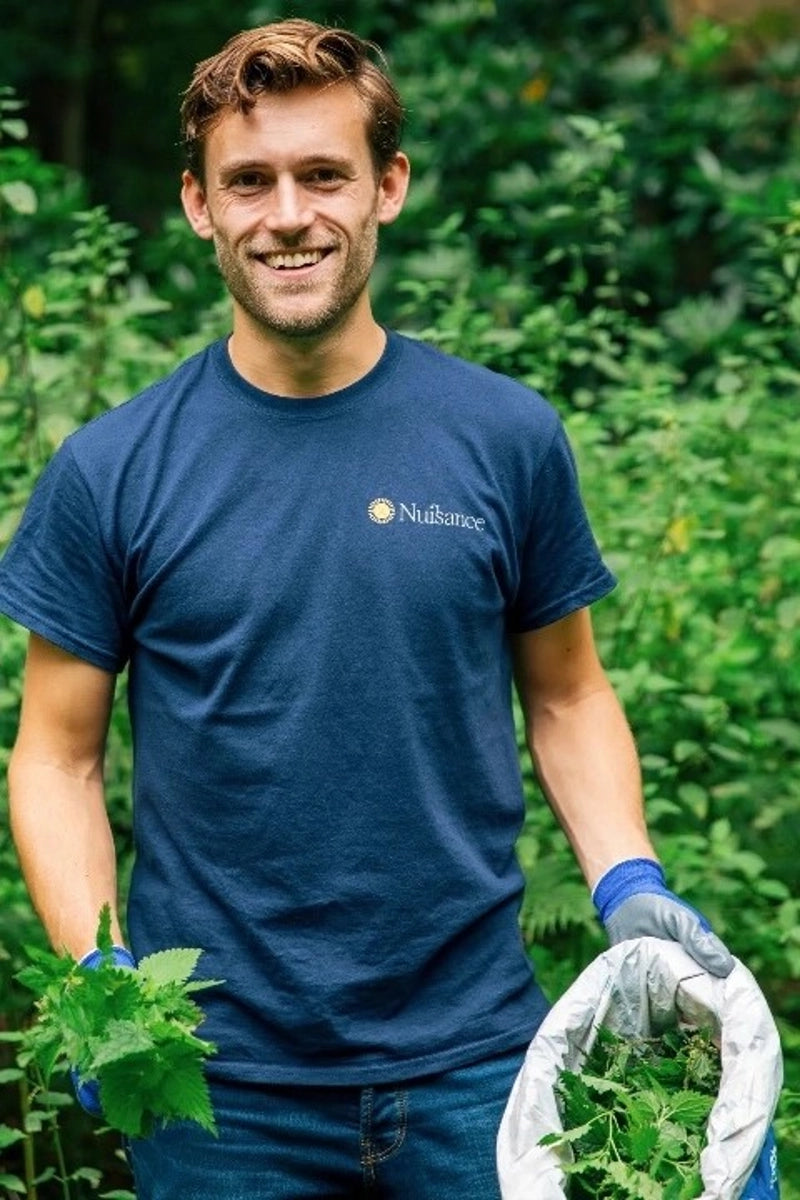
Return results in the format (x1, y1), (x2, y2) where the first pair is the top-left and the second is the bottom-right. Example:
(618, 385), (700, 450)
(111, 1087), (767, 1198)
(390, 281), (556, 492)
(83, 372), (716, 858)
(0, 332), (615, 1084)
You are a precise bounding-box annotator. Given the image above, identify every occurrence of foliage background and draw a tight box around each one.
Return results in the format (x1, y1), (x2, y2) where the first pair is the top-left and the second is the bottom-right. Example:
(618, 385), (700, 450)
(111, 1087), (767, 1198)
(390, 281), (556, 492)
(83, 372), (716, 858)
(1, 0), (798, 1194)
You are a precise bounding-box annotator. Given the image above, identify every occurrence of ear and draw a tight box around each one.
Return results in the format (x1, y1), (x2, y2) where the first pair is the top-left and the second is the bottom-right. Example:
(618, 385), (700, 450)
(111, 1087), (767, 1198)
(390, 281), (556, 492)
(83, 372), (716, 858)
(377, 152), (410, 227)
(181, 170), (215, 240)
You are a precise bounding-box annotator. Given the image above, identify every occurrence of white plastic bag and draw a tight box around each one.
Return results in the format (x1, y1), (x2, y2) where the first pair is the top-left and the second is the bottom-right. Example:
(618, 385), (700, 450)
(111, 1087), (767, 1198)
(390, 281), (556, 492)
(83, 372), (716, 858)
(497, 937), (783, 1200)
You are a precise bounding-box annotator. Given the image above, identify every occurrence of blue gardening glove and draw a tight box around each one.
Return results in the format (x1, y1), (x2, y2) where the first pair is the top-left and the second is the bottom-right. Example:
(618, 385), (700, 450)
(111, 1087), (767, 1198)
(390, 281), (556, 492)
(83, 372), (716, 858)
(593, 858), (735, 978)
(71, 944), (136, 1117)
(743, 1126), (780, 1199)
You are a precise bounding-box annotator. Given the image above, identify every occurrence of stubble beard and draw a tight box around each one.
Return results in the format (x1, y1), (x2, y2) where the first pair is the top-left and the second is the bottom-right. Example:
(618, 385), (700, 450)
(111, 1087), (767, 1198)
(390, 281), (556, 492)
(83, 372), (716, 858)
(214, 212), (381, 342)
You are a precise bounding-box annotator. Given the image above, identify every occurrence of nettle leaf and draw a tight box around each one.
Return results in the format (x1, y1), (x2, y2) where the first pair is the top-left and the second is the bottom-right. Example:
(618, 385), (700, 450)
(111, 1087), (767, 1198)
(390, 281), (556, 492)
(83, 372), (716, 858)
(607, 1158), (664, 1199)
(543, 1118), (596, 1146)
(183, 977), (226, 994)
(96, 904), (114, 955)
(98, 1053), (154, 1138)
(630, 1085), (668, 1120)
(88, 1018), (155, 1070)
(16, 945), (74, 993)
(665, 1169), (704, 1200)
(627, 1121), (660, 1164)
(154, 1044), (216, 1133)
(98, 1040), (217, 1138)
(668, 1089), (715, 1124)
(656, 1124), (691, 1163)
(580, 1072), (627, 1097)
(558, 1069), (597, 1125)
(137, 947), (202, 987)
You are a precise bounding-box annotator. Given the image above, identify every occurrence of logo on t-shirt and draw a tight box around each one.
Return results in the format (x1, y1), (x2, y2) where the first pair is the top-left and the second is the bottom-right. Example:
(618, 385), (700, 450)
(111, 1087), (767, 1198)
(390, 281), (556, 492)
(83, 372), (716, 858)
(367, 497), (396, 524)
(367, 497), (486, 532)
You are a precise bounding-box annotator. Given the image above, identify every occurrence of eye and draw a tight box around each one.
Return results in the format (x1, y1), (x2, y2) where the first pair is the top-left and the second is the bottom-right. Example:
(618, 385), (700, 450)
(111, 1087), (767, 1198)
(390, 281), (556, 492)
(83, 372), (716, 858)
(306, 167), (345, 187)
(229, 172), (268, 191)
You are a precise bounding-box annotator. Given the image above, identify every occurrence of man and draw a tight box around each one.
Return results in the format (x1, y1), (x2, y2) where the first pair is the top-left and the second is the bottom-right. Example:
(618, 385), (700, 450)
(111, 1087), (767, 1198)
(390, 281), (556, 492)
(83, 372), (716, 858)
(0, 19), (743, 1199)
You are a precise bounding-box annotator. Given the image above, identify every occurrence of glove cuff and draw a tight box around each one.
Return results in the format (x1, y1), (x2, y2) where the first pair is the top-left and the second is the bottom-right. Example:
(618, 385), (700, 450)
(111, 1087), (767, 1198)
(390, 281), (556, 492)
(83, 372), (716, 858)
(79, 945), (136, 970)
(592, 857), (666, 923)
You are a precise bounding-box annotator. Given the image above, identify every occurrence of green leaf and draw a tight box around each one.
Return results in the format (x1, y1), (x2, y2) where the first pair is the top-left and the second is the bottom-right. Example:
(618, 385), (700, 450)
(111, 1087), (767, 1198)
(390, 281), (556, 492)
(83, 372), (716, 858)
(88, 1018), (155, 1069)
(39, 1090), (75, 1108)
(1, 117), (27, 140)
(540, 1119), (596, 1146)
(137, 947), (202, 987)
(627, 1122), (660, 1164)
(70, 1167), (103, 1186)
(0, 180), (37, 215)
(607, 1159), (664, 1198)
(668, 1090), (715, 1124)
(0, 1124), (27, 1149)
(579, 1072), (627, 1096)
(96, 903), (114, 955)
(153, 1045), (217, 1134)
(0, 1174), (27, 1194)
(96, 1051), (154, 1137)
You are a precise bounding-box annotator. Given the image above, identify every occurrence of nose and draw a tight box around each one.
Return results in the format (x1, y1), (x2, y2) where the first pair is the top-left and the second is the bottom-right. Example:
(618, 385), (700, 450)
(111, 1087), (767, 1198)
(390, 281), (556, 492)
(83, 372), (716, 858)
(264, 176), (313, 237)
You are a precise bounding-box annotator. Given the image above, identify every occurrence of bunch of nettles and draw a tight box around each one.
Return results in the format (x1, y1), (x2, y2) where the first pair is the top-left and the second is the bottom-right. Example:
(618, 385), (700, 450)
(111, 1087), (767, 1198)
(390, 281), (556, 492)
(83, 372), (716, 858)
(541, 1025), (722, 1200)
(17, 907), (220, 1138)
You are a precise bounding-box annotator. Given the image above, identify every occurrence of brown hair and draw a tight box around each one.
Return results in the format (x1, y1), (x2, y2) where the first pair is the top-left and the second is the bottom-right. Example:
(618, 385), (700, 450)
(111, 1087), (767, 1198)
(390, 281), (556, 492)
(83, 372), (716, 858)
(180, 19), (404, 181)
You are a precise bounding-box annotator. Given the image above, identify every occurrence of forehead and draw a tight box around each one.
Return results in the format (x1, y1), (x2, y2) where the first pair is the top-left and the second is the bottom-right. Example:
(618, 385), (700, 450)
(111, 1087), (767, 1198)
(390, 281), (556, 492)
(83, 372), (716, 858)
(204, 82), (373, 175)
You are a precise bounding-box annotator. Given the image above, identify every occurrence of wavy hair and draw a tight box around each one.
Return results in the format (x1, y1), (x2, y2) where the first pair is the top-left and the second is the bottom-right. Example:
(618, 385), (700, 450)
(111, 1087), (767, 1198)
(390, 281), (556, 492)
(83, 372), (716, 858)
(180, 19), (404, 180)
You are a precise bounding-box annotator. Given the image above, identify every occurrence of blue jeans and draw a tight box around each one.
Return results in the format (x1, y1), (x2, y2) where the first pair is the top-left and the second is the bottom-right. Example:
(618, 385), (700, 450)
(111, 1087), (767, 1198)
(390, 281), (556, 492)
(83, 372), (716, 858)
(126, 1045), (527, 1199)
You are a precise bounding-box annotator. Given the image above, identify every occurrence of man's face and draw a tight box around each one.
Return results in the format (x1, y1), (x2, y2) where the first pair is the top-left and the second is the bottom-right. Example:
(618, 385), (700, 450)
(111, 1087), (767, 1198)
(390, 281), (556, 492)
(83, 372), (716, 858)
(181, 83), (408, 344)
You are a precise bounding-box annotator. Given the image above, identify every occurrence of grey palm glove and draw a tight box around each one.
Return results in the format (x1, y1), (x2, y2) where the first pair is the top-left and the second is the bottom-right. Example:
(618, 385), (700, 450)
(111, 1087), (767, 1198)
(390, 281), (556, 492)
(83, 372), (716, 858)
(593, 858), (735, 978)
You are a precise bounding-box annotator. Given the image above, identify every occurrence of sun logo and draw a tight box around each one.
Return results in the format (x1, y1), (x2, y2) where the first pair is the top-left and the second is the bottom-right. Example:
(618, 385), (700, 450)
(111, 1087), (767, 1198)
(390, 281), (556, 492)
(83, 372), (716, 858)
(368, 497), (395, 524)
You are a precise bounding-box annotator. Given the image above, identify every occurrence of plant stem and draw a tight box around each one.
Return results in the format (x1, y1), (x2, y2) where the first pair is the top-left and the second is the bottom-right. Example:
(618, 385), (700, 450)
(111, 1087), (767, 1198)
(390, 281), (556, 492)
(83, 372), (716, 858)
(18, 1073), (37, 1200)
(32, 1064), (72, 1200)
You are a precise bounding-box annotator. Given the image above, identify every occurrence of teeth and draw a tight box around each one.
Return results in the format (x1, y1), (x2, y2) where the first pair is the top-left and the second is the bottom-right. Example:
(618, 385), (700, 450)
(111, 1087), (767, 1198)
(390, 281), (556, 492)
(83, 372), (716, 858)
(264, 250), (325, 269)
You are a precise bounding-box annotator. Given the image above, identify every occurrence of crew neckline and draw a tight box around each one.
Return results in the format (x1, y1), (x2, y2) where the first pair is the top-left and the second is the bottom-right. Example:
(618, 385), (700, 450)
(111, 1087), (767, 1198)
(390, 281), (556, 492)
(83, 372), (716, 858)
(211, 329), (403, 419)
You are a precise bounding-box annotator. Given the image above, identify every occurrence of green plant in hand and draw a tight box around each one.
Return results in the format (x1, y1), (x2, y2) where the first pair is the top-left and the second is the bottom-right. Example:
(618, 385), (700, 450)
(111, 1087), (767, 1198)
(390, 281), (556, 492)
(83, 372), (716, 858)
(542, 1026), (722, 1199)
(17, 906), (220, 1139)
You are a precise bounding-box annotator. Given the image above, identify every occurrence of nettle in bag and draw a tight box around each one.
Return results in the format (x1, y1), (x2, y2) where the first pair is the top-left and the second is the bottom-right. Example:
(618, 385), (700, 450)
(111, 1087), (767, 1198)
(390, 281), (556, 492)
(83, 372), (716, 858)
(497, 938), (782, 1200)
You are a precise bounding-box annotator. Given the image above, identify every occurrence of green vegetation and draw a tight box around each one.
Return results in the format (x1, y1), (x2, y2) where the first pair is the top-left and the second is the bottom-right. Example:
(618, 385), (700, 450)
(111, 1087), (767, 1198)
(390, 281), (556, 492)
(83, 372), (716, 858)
(0, 909), (217, 1199)
(19, 906), (219, 1143)
(543, 1026), (722, 1198)
(1, 2), (798, 1194)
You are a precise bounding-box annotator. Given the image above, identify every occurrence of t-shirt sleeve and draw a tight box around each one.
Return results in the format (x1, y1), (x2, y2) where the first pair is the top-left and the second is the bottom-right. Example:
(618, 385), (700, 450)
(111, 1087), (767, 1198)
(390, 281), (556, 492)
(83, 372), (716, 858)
(510, 419), (616, 631)
(0, 443), (129, 672)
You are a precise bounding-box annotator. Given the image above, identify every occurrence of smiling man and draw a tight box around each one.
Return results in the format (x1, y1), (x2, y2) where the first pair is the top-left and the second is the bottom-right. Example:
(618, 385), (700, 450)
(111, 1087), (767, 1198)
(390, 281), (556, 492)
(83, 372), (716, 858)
(0, 18), (741, 1200)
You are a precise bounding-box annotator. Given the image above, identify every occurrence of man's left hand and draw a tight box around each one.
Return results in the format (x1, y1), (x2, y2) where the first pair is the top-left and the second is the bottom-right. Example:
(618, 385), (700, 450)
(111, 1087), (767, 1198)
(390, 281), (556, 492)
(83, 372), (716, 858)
(592, 857), (735, 977)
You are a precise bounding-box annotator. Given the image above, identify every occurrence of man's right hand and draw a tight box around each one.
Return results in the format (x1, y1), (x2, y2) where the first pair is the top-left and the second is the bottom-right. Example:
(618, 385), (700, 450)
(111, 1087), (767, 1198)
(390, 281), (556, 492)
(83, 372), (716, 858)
(71, 944), (136, 1117)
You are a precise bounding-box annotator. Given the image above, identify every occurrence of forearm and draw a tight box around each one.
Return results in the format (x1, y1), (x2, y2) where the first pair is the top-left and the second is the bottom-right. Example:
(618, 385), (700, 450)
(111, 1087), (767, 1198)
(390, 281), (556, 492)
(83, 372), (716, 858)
(8, 750), (123, 959)
(528, 680), (657, 889)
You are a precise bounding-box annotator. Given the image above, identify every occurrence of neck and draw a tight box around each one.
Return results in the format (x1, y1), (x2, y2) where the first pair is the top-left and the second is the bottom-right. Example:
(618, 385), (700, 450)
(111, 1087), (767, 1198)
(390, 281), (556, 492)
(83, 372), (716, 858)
(228, 306), (386, 398)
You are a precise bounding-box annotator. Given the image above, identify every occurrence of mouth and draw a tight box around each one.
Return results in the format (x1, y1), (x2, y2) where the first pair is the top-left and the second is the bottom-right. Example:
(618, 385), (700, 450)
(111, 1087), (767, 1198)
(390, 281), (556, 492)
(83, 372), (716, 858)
(252, 248), (333, 272)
